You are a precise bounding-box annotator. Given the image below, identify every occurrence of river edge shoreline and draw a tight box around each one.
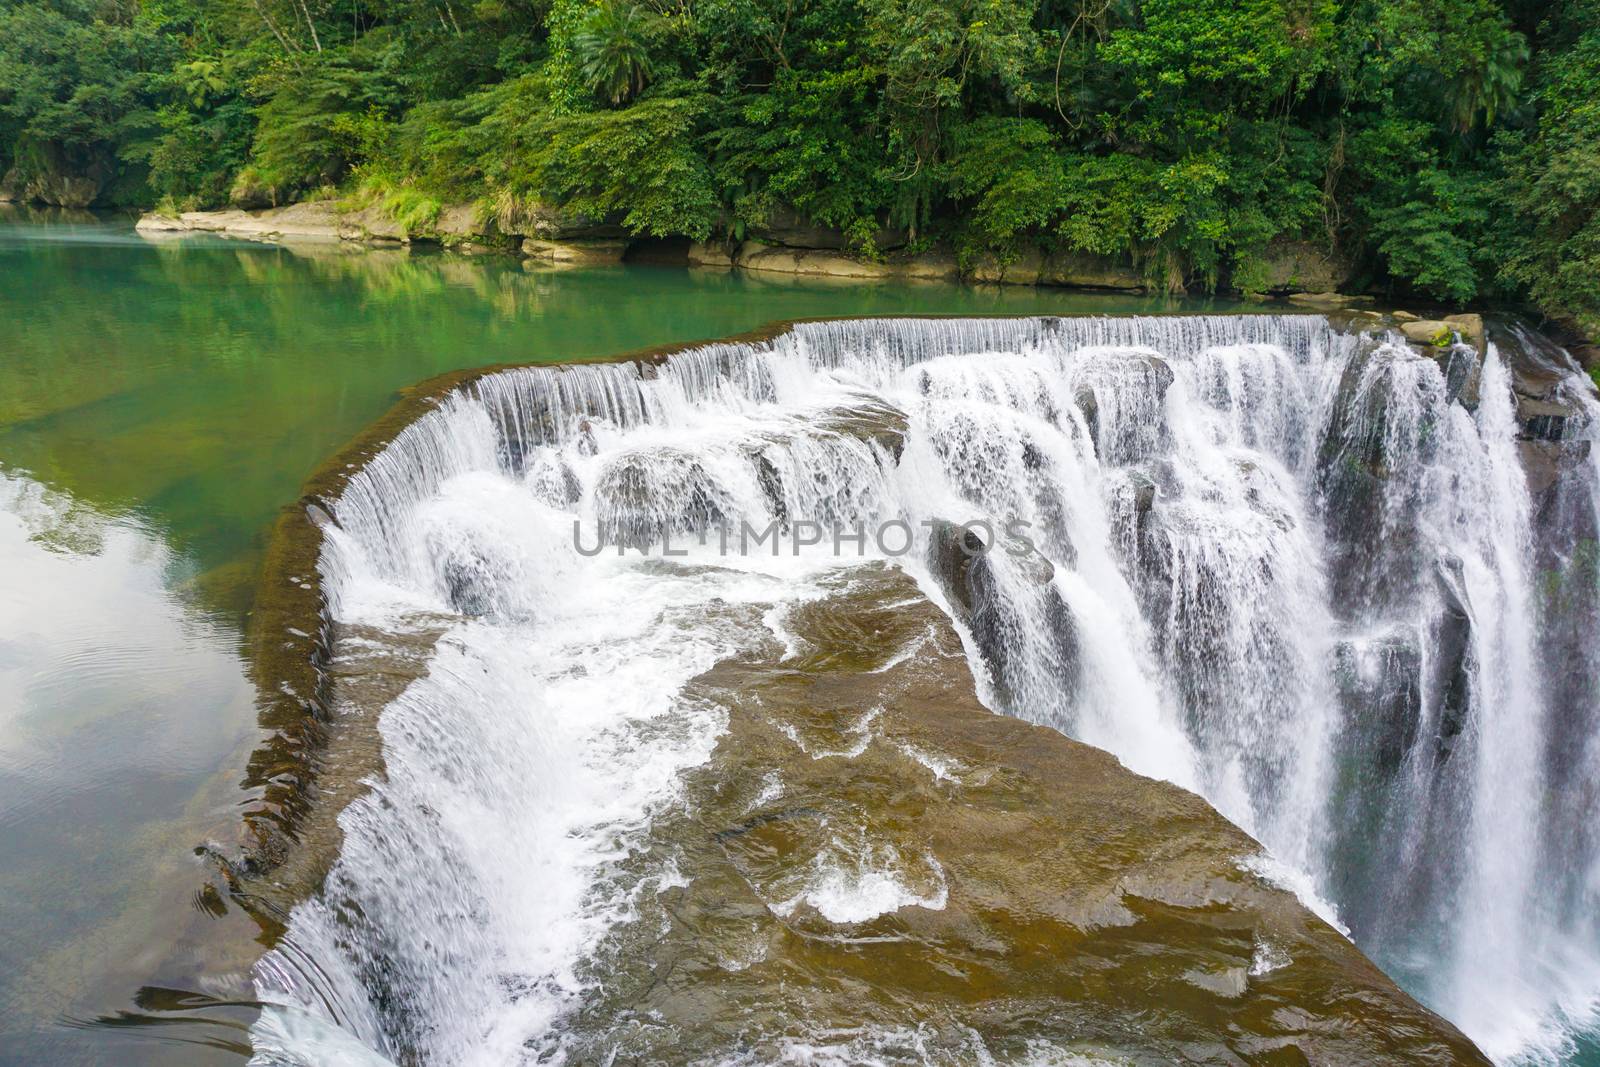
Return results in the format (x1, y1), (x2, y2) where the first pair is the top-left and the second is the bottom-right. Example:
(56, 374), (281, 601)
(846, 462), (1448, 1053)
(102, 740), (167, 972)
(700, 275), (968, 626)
(135, 200), (1371, 300)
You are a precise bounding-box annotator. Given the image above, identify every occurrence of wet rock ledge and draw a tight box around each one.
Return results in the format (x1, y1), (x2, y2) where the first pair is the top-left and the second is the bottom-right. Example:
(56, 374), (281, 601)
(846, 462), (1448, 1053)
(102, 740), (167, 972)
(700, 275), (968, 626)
(554, 562), (1488, 1065)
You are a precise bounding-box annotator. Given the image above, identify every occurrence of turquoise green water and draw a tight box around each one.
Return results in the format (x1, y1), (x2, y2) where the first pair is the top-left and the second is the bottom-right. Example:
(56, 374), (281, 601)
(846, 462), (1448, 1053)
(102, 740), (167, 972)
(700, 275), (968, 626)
(0, 208), (1240, 1065)
(0, 211), (1218, 607)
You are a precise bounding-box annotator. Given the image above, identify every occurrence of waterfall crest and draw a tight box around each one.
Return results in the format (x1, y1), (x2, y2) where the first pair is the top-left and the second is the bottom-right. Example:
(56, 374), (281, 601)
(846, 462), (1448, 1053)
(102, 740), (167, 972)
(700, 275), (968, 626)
(251, 314), (1600, 1065)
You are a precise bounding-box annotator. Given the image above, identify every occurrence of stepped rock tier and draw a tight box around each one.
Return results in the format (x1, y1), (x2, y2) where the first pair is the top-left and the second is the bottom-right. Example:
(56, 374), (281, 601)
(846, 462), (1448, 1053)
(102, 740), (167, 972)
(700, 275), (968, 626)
(242, 314), (1599, 1065)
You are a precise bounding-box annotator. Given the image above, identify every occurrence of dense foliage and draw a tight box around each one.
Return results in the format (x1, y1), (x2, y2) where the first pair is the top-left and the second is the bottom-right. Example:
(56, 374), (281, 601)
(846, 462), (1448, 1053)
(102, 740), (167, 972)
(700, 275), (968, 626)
(0, 0), (1595, 331)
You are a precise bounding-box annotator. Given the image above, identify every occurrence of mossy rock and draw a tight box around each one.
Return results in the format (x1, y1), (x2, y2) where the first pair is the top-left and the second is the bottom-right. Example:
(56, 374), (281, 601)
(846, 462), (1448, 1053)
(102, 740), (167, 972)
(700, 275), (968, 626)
(1400, 319), (1454, 347)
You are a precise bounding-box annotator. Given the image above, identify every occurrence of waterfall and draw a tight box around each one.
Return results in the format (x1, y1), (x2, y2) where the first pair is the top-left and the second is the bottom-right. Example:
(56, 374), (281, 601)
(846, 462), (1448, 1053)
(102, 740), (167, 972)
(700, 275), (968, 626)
(248, 314), (1600, 1066)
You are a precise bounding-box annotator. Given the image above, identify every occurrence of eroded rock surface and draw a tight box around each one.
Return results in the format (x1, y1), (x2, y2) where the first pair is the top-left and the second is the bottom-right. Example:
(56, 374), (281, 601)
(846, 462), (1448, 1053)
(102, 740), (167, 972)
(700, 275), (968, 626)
(548, 562), (1489, 1065)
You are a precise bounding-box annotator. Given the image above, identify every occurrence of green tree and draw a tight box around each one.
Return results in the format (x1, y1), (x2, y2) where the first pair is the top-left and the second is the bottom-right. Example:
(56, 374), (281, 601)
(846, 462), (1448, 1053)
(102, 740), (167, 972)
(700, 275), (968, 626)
(1496, 0), (1600, 335)
(248, 60), (395, 196)
(0, 0), (175, 202)
(573, 0), (656, 105)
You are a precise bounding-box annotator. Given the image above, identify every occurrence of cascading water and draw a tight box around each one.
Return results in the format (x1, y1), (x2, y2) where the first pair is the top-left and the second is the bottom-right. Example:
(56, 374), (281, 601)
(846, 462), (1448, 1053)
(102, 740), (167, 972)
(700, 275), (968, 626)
(248, 314), (1600, 1065)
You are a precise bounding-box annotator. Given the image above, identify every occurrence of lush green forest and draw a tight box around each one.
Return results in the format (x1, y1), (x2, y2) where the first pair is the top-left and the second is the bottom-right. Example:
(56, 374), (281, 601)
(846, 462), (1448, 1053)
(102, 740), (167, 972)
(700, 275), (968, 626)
(1, 0), (1596, 332)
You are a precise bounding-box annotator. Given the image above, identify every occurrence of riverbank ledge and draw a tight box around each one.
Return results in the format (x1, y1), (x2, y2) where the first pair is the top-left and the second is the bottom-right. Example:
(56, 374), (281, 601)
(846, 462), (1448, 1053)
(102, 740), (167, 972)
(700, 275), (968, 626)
(136, 200), (489, 248)
(136, 201), (1360, 297)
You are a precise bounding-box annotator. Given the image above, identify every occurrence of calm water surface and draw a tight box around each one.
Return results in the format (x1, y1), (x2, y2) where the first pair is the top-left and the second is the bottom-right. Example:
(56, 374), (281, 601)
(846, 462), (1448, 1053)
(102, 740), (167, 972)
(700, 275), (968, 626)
(0, 208), (1237, 1065)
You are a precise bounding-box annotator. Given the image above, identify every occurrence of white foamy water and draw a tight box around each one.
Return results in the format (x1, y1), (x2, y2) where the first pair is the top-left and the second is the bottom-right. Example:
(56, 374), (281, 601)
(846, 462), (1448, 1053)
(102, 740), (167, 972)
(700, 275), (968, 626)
(770, 839), (948, 925)
(249, 315), (1600, 1065)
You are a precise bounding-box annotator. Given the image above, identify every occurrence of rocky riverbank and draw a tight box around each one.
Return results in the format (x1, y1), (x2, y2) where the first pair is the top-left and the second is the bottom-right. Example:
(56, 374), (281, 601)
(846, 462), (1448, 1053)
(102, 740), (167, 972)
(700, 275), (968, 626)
(128, 201), (1600, 372)
(136, 199), (1359, 296)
